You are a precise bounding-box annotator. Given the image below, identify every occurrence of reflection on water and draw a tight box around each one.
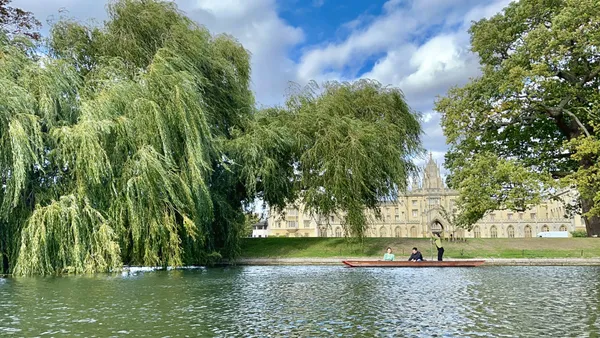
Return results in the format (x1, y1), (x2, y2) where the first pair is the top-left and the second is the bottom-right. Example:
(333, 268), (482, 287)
(0, 266), (599, 337)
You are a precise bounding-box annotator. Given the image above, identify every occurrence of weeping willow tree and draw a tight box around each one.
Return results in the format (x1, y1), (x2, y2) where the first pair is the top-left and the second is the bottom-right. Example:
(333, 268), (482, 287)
(2, 0), (253, 275)
(1, 0), (422, 275)
(232, 80), (423, 238)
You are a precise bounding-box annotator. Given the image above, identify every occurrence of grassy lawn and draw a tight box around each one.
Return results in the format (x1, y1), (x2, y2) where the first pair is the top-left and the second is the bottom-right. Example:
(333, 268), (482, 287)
(240, 237), (600, 259)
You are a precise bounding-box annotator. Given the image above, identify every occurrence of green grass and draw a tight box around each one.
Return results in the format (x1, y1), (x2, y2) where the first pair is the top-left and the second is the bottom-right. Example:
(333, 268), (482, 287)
(240, 237), (600, 259)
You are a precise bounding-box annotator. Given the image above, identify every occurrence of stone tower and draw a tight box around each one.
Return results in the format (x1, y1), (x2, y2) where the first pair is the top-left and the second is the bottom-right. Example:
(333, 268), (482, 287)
(422, 152), (444, 191)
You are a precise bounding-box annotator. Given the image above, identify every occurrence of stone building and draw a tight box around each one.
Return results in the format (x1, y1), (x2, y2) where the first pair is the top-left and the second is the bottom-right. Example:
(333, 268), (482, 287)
(267, 154), (585, 238)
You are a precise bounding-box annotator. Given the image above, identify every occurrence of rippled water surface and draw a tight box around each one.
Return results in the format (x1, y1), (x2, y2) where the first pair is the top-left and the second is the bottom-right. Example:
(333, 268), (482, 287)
(1, 266), (599, 337)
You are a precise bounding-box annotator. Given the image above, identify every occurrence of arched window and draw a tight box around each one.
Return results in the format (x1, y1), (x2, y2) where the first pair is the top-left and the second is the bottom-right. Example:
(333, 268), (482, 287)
(473, 226), (481, 238)
(559, 225), (567, 232)
(430, 221), (443, 233)
(490, 226), (498, 238)
(542, 225), (549, 232)
(394, 226), (401, 238)
(507, 226), (515, 238)
(335, 227), (342, 237)
(380, 226), (387, 237)
(410, 226), (417, 238)
(524, 225), (532, 238)
(320, 228), (328, 237)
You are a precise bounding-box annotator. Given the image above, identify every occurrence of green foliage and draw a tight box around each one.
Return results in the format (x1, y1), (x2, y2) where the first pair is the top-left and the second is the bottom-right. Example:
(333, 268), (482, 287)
(571, 230), (588, 238)
(14, 195), (121, 275)
(1, 0), (422, 275)
(243, 214), (260, 238)
(1, 0), (252, 275)
(233, 80), (423, 238)
(449, 152), (550, 229)
(435, 0), (600, 235)
(239, 237), (600, 259)
(290, 81), (422, 238)
(564, 122), (600, 220)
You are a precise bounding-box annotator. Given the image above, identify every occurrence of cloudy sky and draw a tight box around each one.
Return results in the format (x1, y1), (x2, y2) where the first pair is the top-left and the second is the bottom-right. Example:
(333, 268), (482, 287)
(13, 0), (513, 170)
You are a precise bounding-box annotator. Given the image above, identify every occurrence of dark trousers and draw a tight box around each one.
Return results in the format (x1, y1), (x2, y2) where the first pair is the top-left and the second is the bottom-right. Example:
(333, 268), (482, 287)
(437, 247), (444, 261)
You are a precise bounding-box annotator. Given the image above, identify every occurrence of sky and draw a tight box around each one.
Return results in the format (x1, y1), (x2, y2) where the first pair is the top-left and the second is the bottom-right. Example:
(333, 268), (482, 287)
(13, 0), (513, 170)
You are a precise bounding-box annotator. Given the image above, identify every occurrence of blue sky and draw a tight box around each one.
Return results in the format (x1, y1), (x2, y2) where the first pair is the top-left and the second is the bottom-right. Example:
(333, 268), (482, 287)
(13, 0), (514, 170)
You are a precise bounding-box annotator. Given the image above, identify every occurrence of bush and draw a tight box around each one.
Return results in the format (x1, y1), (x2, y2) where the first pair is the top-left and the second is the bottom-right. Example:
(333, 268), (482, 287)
(571, 230), (588, 238)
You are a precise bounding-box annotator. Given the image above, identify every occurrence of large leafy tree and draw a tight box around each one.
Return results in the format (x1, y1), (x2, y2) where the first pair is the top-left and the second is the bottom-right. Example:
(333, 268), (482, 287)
(234, 81), (422, 238)
(436, 0), (600, 236)
(1, 0), (422, 275)
(2, 0), (253, 275)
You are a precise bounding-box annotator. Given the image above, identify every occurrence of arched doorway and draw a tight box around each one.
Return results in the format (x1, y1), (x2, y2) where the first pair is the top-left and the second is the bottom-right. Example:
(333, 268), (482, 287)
(394, 226), (401, 237)
(524, 225), (532, 238)
(379, 226), (387, 237)
(430, 220), (444, 234)
(410, 226), (417, 238)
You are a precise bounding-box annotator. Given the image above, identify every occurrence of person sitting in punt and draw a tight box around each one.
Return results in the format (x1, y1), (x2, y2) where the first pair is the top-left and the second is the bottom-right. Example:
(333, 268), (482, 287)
(383, 247), (395, 261)
(408, 247), (424, 262)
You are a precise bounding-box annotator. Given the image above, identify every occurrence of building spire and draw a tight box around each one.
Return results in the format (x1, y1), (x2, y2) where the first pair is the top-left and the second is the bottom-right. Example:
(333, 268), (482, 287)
(423, 151), (444, 190)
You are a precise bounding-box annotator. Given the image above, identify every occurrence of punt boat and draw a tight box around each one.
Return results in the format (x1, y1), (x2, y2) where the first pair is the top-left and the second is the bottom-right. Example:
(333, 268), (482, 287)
(342, 260), (485, 268)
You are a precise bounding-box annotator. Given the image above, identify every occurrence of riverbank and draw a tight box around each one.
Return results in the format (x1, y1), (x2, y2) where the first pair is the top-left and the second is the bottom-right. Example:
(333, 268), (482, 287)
(230, 257), (600, 266)
(240, 237), (600, 260)
(2, 238), (598, 277)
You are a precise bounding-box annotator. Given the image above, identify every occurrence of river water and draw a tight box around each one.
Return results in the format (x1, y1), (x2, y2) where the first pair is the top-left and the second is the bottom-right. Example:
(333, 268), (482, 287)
(1, 266), (599, 337)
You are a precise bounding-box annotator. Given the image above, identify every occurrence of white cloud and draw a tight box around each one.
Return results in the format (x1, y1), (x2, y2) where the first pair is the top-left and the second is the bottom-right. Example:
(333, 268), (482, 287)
(422, 112), (434, 124)
(403, 34), (472, 90)
(360, 0), (512, 113)
(294, 0), (512, 170)
(464, 0), (512, 24)
(422, 113), (445, 146)
(297, 7), (418, 83)
(177, 0), (305, 106)
(13, 0), (305, 106)
(363, 44), (418, 86)
(185, 0), (267, 19)
(364, 31), (479, 116)
(296, 0), (488, 85)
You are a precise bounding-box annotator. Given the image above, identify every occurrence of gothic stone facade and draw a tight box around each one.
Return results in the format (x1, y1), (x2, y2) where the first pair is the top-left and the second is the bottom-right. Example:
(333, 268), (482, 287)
(268, 155), (585, 238)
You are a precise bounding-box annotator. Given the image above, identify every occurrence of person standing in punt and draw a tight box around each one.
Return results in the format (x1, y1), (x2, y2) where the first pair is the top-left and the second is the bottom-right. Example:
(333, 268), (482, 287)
(433, 232), (444, 261)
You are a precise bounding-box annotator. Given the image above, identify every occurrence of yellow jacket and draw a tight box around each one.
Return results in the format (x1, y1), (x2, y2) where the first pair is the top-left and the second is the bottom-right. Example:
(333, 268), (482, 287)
(433, 235), (443, 249)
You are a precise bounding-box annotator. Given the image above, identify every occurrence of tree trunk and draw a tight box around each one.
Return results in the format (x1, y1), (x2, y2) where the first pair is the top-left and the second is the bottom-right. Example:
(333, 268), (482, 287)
(1, 253), (8, 274)
(581, 196), (600, 237)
